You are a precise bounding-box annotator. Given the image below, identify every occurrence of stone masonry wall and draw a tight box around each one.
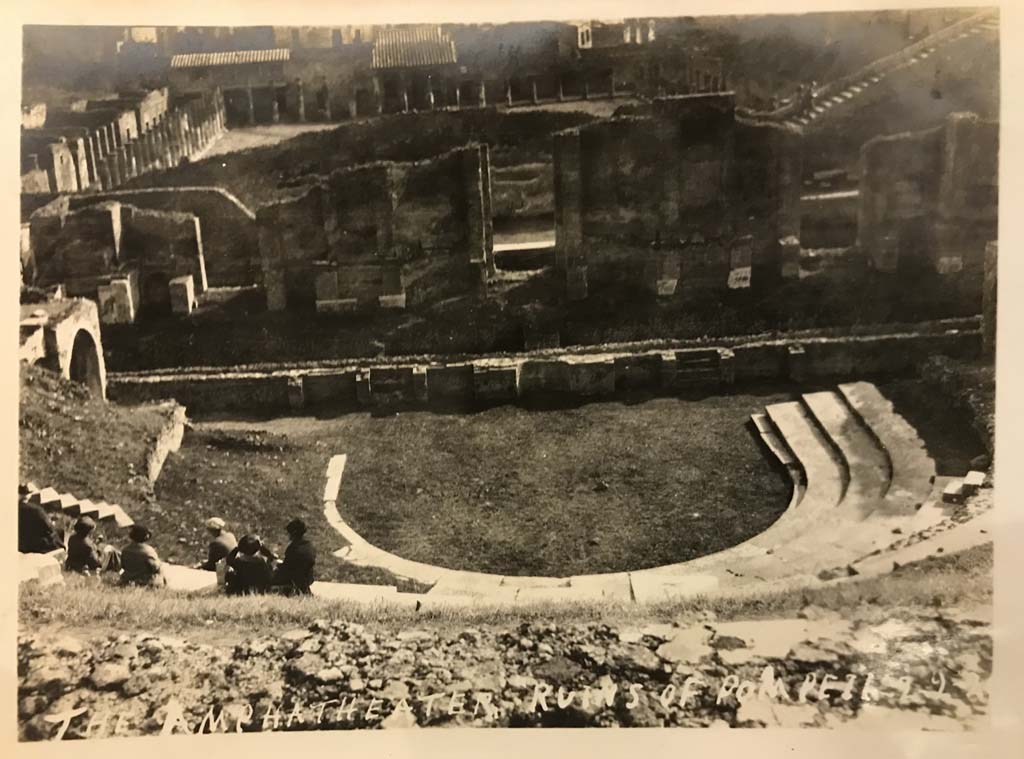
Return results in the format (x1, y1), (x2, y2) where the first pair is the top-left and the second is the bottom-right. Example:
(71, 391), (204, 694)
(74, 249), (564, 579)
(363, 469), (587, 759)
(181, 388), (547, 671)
(857, 112), (998, 275)
(553, 94), (802, 300)
(258, 144), (492, 311)
(109, 328), (979, 412)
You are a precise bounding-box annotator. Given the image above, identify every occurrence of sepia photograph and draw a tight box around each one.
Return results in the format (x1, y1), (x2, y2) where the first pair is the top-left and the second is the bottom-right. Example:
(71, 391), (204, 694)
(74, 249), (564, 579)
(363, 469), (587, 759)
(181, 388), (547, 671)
(14, 1), (1005, 743)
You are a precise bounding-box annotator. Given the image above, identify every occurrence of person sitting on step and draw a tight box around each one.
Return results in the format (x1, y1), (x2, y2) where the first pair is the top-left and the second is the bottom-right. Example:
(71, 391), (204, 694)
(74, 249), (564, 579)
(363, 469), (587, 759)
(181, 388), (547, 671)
(119, 525), (167, 588)
(196, 517), (237, 572)
(18, 496), (64, 555)
(224, 534), (275, 596)
(273, 518), (316, 596)
(65, 516), (121, 574)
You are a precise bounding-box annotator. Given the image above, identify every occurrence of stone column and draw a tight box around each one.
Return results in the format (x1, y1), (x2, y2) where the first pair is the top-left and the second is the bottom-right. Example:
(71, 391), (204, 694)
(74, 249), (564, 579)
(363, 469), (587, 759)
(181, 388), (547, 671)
(983, 241), (997, 357)
(130, 139), (144, 176)
(106, 150), (123, 187)
(531, 78), (539, 104)
(85, 133), (100, 184)
(462, 145), (489, 267)
(246, 86), (256, 126)
(455, 85), (461, 109)
(583, 79), (591, 100)
(96, 157), (112, 191)
(506, 80), (513, 107)
(558, 76), (565, 101)
(427, 76), (435, 110)
(402, 89), (409, 113)
(479, 81), (487, 108)
(553, 129), (585, 297)
(115, 145), (130, 181)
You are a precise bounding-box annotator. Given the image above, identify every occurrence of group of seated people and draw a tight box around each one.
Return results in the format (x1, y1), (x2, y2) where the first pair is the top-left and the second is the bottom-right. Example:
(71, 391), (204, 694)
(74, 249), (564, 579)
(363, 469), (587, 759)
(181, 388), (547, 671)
(196, 517), (317, 596)
(19, 496), (317, 596)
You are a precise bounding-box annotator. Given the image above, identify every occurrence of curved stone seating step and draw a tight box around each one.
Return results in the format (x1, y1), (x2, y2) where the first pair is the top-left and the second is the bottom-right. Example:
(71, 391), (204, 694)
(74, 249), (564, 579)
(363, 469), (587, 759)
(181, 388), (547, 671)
(838, 382), (935, 515)
(751, 412), (805, 508)
(802, 391), (890, 516)
(633, 401), (849, 588)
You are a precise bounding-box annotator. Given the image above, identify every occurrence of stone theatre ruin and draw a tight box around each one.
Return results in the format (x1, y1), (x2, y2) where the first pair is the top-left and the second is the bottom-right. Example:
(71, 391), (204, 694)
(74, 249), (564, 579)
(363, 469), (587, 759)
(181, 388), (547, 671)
(17, 9), (999, 735)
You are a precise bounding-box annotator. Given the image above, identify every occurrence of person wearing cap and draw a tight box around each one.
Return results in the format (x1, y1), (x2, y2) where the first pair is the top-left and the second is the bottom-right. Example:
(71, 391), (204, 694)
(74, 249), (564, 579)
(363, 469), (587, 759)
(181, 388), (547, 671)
(197, 517), (238, 572)
(273, 518), (317, 596)
(119, 525), (167, 588)
(224, 534), (275, 595)
(65, 517), (120, 573)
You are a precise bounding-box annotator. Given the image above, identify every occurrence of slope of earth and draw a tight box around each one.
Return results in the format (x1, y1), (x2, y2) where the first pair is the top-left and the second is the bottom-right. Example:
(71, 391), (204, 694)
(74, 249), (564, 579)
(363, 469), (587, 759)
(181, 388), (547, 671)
(18, 364), (174, 508)
(153, 392), (794, 578)
(17, 544), (992, 736)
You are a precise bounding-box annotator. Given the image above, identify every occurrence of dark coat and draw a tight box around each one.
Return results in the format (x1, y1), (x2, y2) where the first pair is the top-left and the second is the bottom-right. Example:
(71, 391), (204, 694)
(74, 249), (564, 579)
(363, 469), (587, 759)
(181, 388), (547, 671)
(274, 537), (316, 594)
(19, 500), (63, 554)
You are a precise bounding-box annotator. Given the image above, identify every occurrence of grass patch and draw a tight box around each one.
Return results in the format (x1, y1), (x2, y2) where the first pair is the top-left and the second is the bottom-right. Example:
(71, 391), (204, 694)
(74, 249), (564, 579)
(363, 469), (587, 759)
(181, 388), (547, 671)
(152, 393), (793, 578)
(19, 544), (991, 639)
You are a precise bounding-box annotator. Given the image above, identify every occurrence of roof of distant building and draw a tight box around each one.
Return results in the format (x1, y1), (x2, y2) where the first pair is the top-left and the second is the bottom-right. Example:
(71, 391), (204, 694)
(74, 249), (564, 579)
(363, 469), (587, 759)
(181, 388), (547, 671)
(170, 48), (291, 69)
(372, 26), (457, 69)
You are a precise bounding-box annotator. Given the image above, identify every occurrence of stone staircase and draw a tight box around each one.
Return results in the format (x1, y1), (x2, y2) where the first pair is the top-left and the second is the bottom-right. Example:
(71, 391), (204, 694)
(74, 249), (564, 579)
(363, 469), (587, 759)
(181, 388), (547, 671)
(21, 482), (135, 530)
(754, 10), (998, 131)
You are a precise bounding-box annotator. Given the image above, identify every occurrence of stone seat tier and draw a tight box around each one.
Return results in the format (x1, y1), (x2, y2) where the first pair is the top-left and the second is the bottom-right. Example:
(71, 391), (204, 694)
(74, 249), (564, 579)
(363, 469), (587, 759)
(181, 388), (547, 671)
(802, 390), (890, 517)
(838, 381), (935, 515)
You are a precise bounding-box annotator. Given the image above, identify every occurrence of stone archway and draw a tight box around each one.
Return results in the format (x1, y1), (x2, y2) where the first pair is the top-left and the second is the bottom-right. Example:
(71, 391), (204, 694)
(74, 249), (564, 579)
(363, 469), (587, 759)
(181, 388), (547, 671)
(68, 328), (103, 397)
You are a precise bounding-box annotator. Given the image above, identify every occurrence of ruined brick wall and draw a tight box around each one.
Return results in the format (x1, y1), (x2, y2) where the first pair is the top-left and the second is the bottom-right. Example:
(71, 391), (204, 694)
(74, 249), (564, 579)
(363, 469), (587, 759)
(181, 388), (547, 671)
(553, 94), (802, 299)
(69, 188), (258, 287)
(33, 203), (122, 290)
(120, 206), (208, 294)
(259, 144), (491, 310)
(858, 112), (998, 275)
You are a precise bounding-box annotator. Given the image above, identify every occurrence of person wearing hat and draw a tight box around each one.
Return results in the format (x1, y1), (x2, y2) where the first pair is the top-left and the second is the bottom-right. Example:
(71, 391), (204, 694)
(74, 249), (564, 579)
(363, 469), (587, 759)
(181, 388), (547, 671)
(119, 525), (167, 588)
(272, 518), (317, 596)
(224, 534), (275, 595)
(65, 517), (120, 574)
(196, 517), (238, 572)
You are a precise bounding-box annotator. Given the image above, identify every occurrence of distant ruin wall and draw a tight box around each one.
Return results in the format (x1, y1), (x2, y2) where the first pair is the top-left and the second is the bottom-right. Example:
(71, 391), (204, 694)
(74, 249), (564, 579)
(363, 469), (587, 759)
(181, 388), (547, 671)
(857, 112), (998, 275)
(258, 144), (491, 310)
(69, 188), (257, 287)
(553, 94), (802, 298)
(109, 328), (980, 412)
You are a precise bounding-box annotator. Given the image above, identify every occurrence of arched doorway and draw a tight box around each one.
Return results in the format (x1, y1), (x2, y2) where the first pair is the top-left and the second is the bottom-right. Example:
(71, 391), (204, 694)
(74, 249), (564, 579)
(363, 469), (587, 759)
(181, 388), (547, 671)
(68, 329), (103, 397)
(141, 272), (172, 319)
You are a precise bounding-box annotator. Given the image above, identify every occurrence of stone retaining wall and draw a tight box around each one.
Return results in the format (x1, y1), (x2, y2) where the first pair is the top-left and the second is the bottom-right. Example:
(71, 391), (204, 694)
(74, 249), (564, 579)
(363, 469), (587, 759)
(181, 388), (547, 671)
(108, 328), (980, 413)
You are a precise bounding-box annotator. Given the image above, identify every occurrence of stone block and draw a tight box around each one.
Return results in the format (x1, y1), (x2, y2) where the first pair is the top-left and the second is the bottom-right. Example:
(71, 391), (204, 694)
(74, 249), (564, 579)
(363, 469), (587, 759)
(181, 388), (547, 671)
(315, 268), (339, 302)
(369, 367), (416, 405)
(355, 373), (371, 405)
(413, 368), (428, 403)
(287, 376), (305, 409)
(426, 364), (475, 401)
(787, 343), (807, 382)
(962, 471), (987, 494)
(780, 235), (801, 280)
(303, 371), (358, 406)
(169, 275), (196, 316)
(97, 278), (136, 324)
(656, 278), (678, 296)
(473, 365), (519, 402)
(519, 360), (571, 396)
(568, 359), (616, 396)
(614, 353), (663, 392)
(719, 348), (736, 385)
(942, 480), (965, 504)
(935, 256), (964, 275)
(379, 293), (407, 309)
(316, 298), (359, 314)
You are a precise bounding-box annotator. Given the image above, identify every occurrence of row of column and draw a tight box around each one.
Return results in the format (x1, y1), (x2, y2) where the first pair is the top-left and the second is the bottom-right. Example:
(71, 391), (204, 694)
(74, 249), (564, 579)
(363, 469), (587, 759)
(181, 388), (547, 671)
(84, 91), (227, 192)
(360, 71), (619, 118)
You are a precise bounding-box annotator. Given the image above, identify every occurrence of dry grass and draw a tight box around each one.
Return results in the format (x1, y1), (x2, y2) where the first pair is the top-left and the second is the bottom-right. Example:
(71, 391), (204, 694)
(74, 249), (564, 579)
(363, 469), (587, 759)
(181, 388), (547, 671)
(19, 544), (991, 639)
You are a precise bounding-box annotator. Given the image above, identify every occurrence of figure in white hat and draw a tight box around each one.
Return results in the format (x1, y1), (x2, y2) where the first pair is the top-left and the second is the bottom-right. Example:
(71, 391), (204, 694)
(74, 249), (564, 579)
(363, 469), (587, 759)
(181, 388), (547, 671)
(196, 517), (237, 572)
